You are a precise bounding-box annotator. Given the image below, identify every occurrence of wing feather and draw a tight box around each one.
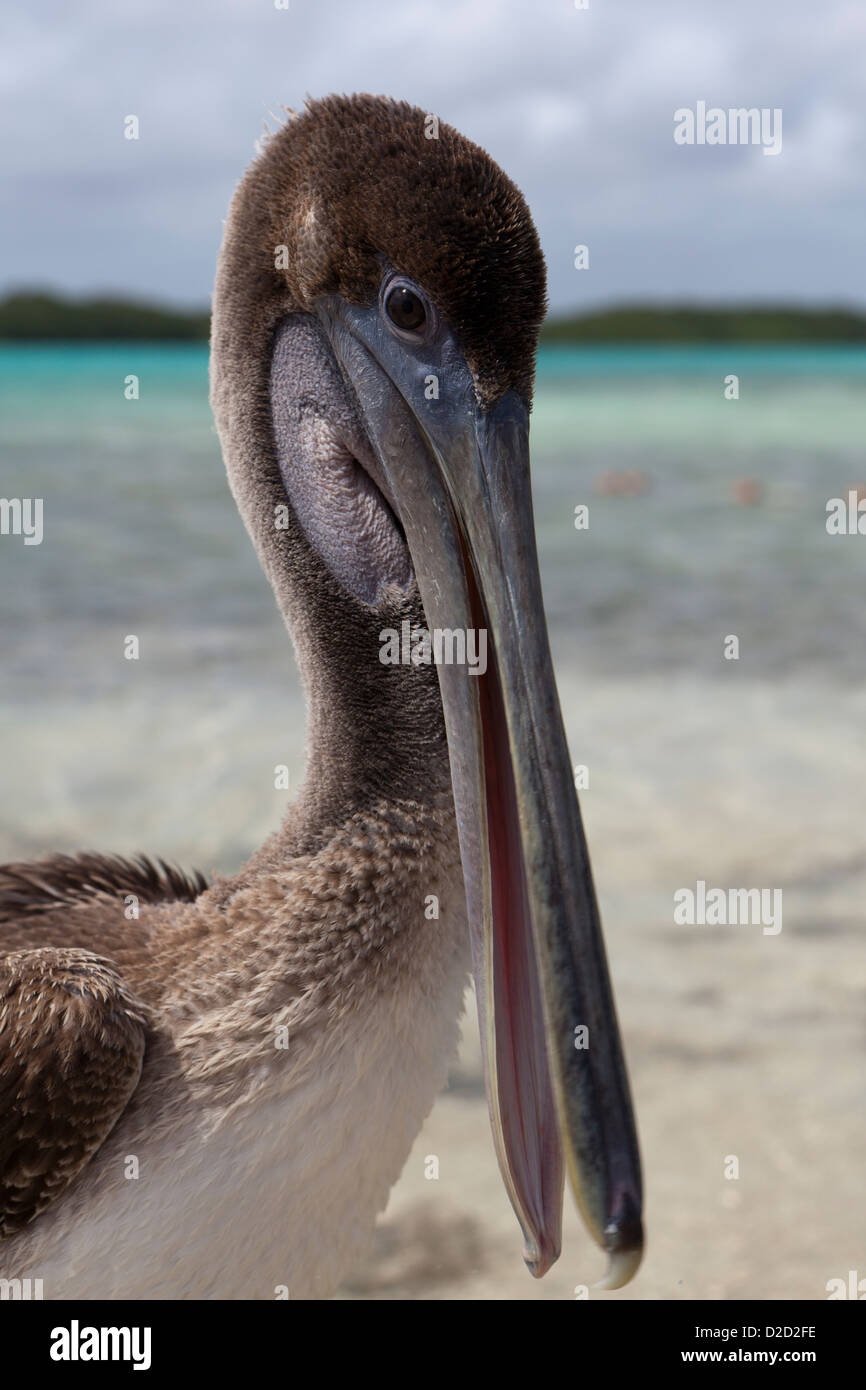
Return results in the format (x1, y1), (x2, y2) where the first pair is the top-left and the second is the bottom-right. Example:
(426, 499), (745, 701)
(0, 946), (148, 1235)
(0, 852), (207, 922)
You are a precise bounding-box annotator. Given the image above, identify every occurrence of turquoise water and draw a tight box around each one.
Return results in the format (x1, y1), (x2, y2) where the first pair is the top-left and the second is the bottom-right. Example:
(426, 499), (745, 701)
(537, 344), (866, 376)
(2, 342), (863, 691)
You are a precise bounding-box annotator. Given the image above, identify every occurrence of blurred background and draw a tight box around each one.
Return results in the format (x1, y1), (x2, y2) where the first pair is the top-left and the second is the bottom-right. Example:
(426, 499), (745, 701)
(1, 0), (864, 1299)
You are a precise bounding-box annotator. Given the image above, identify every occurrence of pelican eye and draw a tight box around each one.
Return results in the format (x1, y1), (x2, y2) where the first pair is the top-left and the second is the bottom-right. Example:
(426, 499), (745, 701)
(384, 283), (427, 334)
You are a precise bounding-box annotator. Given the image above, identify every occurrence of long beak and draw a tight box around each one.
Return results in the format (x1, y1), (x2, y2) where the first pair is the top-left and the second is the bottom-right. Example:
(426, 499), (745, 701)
(317, 301), (643, 1287)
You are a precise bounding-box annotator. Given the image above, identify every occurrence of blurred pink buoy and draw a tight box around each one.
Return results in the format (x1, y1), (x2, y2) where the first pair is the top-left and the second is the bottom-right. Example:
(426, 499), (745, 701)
(732, 478), (762, 505)
(595, 469), (650, 496)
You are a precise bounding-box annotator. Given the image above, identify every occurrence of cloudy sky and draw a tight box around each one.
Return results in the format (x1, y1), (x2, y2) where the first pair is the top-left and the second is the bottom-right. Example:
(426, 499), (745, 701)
(2, 0), (864, 313)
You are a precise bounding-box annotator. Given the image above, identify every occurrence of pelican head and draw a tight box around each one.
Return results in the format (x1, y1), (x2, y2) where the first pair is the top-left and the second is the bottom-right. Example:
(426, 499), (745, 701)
(211, 93), (642, 1287)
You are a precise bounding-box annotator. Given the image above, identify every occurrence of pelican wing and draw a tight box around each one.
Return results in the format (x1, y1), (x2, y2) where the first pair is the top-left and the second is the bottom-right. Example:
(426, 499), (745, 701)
(0, 947), (147, 1235)
(0, 852), (208, 923)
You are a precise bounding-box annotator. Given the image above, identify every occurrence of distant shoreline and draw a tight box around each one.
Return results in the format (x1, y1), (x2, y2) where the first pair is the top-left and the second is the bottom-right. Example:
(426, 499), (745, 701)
(542, 304), (866, 345)
(0, 293), (210, 342)
(1, 291), (866, 345)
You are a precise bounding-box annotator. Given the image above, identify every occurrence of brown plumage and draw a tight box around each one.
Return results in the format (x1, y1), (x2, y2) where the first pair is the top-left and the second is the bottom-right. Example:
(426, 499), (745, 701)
(250, 93), (547, 408)
(0, 855), (200, 1234)
(0, 949), (148, 1235)
(0, 853), (207, 922)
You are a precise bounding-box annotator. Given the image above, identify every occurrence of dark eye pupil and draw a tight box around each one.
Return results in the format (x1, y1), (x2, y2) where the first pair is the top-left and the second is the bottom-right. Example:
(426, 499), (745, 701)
(386, 286), (426, 332)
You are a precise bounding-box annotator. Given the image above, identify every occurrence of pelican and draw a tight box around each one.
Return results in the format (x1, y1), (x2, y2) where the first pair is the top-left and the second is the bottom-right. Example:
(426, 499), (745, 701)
(0, 94), (642, 1299)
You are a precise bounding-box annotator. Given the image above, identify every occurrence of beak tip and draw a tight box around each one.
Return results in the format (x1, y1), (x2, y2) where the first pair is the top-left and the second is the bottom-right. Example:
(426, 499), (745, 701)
(522, 1232), (561, 1280)
(592, 1209), (644, 1291)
